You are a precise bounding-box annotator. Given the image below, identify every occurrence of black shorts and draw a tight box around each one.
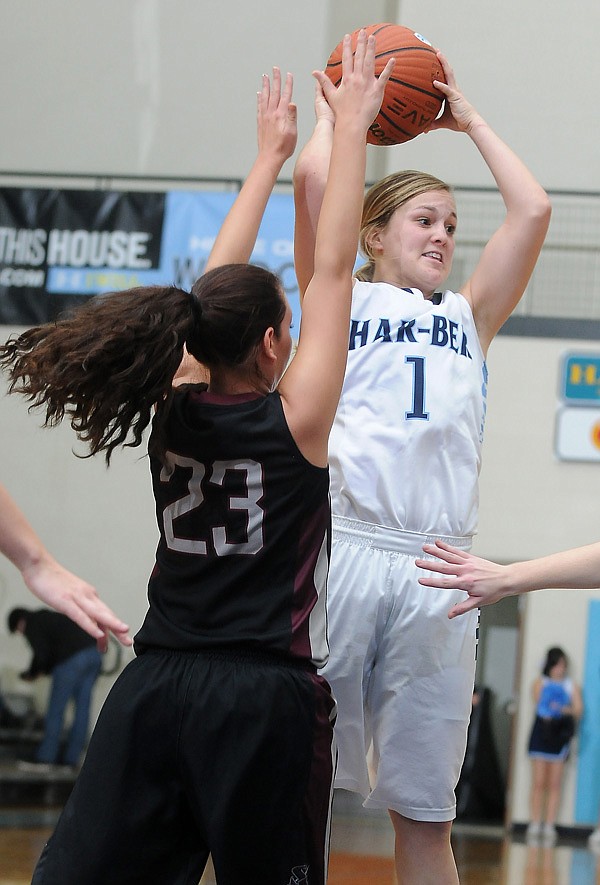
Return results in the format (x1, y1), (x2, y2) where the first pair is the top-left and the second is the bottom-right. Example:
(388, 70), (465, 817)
(32, 648), (337, 885)
(528, 714), (573, 760)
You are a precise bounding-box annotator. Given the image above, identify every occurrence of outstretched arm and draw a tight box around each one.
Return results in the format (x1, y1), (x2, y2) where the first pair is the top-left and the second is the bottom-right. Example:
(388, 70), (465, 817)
(416, 539), (600, 619)
(280, 33), (394, 465)
(173, 70), (296, 386)
(429, 53), (551, 352)
(205, 67), (297, 271)
(0, 484), (131, 648)
(292, 82), (334, 297)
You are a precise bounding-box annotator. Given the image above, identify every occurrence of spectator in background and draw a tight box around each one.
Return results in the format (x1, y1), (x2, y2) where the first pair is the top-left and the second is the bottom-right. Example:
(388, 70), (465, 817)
(525, 646), (583, 843)
(8, 606), (103, 769)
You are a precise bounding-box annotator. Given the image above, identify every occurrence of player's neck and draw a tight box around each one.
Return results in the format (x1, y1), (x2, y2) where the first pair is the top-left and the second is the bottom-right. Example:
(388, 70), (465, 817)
(208, 367), (268, 397)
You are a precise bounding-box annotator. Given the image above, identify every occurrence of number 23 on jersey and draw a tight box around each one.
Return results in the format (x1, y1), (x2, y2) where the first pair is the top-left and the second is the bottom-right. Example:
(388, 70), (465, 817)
(160, 453), (265, 556)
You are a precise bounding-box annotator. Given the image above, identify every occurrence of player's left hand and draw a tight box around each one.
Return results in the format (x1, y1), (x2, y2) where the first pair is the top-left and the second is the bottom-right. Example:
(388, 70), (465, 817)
(425, 52), (483, 135)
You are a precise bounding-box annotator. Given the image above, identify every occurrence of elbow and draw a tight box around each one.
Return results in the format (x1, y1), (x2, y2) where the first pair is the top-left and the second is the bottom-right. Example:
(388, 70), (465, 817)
(292, 160), (306, 190)
(293, 151), (317, 189)
(532, 190), (552, 229)
(293, 146), (330, 190)
(514, 191), (551, 243)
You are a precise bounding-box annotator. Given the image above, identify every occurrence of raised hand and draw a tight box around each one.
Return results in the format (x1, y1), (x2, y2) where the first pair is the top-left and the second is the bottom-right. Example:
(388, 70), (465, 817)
(313, 78), (335, 127)
(313, 30), (395, 132)
(426, 51), (483, 134)
(257, 66), (297, 163)
(206, 66), (297, 270)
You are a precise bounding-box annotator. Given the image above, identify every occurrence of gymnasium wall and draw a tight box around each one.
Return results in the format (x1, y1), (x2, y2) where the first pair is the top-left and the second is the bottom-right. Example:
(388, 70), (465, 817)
(1, 0), (599, 827)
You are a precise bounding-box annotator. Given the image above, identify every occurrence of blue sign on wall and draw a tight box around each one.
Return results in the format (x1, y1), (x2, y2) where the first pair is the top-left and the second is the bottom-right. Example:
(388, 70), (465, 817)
(562, 354), (600, 404)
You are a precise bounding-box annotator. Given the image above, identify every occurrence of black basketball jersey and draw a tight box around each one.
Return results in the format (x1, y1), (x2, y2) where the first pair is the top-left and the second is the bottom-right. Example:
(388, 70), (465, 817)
(134, 386), (331, 668)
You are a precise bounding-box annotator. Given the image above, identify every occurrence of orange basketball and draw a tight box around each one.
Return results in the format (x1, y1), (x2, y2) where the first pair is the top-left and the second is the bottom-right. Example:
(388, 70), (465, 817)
(325, 23), (446, 146)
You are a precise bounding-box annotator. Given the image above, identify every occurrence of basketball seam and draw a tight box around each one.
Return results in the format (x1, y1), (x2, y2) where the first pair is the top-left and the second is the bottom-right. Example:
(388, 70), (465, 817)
(326, 46), (437, 73)
(376, 47), (437, 60)
(388, 77), (443, 101)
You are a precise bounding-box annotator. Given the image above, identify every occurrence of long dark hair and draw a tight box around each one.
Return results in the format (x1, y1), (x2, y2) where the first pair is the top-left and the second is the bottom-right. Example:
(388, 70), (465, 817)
(543, 647), (567, 676)
(0, 264), (284, 464)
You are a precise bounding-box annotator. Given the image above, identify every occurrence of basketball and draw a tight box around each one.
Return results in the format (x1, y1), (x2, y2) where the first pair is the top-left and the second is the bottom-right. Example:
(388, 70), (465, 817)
(325, 23), (446, 146)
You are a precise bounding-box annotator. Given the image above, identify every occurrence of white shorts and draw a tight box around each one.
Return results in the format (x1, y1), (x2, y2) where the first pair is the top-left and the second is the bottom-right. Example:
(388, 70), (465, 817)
(321, 516), (478, 822)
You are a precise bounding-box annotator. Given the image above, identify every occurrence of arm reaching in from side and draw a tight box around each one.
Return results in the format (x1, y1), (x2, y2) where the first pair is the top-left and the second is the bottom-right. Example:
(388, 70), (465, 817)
(0, 484), (131, 649)
(416, 539), (600, 619)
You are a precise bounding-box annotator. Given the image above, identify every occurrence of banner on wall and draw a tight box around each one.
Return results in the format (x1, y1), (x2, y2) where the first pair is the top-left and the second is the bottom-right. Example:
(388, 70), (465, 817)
(0, 187), (299, 326)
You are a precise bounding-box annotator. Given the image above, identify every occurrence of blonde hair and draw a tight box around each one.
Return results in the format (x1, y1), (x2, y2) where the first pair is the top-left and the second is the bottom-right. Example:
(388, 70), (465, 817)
(355, 170), (453, 282)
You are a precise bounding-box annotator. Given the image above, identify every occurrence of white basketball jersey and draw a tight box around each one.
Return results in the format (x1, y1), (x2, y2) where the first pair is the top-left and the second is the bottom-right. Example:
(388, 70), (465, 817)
(329, 280), (488, 536)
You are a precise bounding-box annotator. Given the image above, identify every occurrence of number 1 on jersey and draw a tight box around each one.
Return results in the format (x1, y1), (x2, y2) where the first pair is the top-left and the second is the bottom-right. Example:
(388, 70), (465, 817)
(405, 356), (429, 420)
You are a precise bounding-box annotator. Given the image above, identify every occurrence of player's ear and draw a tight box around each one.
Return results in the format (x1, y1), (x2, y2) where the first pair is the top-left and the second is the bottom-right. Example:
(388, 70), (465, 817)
(366, 227), (384, 255)
(261, 327), (277, 363)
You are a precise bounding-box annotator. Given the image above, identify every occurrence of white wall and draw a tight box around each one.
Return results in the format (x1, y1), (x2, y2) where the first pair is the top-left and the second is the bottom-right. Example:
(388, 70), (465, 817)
(0, 0), (395, 185)
(1, 0), (599, 822)
(0, 0), (322, 181)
